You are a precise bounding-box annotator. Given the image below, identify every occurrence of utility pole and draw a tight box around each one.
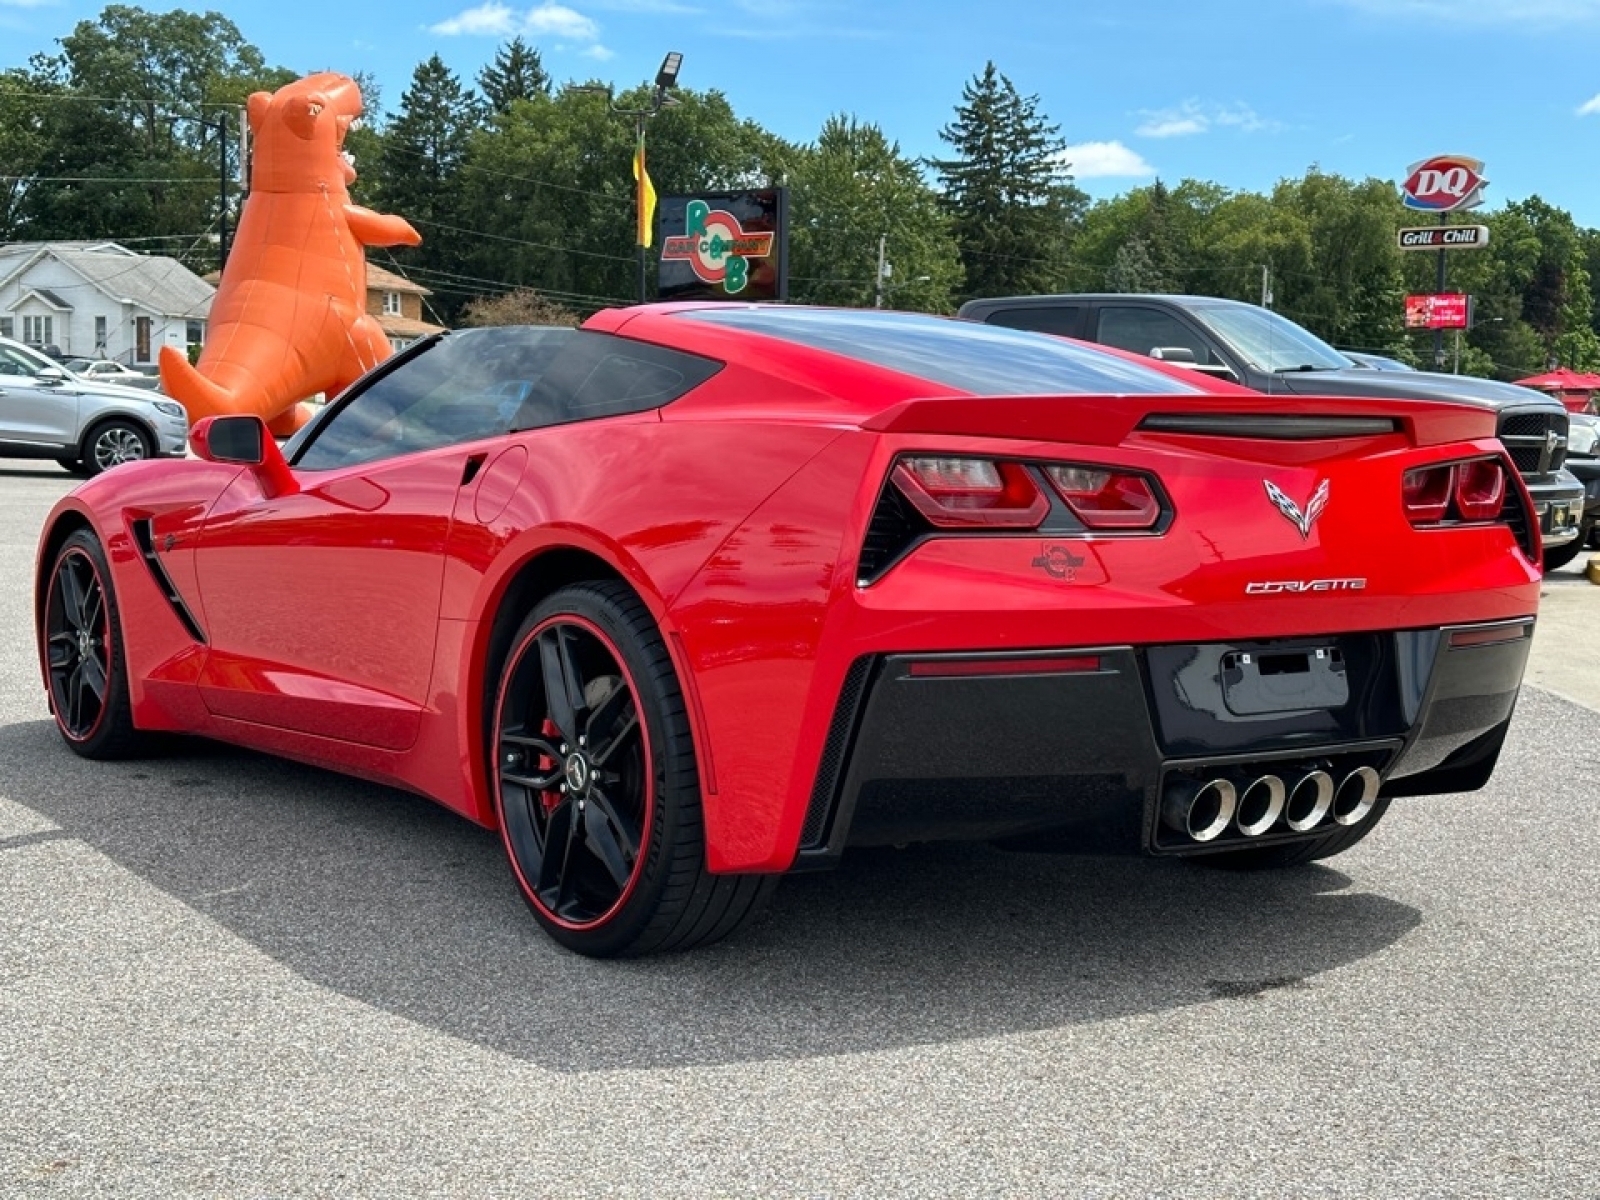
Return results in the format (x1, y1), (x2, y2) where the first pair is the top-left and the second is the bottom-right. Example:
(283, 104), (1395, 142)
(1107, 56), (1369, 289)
(1260, 264), (1272, 309)
(875, 234), (887, 308)
(1434, 212), (1448, 370)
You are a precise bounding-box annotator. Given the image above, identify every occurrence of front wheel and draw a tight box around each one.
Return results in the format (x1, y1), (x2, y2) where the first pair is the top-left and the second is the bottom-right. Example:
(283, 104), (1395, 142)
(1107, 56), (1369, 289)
(80, 419), (152, 477)
(491, 581), (772, 957)
(41, 528), (144, 758)
(1543, 520), (1592, 572)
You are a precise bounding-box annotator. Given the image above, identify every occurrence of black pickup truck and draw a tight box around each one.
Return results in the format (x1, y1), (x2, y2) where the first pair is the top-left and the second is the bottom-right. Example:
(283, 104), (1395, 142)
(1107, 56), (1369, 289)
(957, 293), (1585, 566)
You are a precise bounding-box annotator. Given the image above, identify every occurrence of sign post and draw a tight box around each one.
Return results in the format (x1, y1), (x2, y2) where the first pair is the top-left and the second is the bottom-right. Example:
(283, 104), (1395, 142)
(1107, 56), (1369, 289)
(1401, 155), (1488, 369)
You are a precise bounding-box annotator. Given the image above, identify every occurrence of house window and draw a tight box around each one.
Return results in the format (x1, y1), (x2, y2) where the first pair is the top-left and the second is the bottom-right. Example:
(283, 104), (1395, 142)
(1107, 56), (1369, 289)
(22, 315), (52, 346)
(94, 316), (108, 351)
(0, 317), (11, 339)
(388, 336), (410, 353)
(383, 291), (402, 316)
(135, 317), (152, 362)
(186, 320), (204, 347)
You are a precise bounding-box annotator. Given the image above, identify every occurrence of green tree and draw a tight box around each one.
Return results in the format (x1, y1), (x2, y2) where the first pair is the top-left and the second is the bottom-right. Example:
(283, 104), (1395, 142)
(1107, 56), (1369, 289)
(930, 62), (1085, 300)
(786, 115), (960, 311)
(478, 38), (550, 115)
(375, 55), (483, 319)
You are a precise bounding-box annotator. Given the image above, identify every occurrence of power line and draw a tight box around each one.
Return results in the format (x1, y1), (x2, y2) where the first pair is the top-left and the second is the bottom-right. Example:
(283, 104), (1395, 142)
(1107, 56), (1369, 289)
(402, 215), (635, 263)
(0, 175), (215, 185)
(376, 141), (631, 209)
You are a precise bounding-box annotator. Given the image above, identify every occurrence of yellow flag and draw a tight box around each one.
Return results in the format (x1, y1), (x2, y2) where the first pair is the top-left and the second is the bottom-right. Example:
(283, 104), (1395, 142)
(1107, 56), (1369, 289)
(633, 131), (657, 248)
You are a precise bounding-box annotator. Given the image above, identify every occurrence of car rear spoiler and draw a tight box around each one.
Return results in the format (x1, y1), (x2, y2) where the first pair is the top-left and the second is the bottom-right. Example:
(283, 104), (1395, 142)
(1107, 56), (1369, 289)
(860, 393), (1499, 449)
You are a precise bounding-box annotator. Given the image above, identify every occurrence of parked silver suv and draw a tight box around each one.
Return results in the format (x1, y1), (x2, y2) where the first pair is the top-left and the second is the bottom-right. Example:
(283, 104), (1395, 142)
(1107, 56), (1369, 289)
(0, 337), (188, 476)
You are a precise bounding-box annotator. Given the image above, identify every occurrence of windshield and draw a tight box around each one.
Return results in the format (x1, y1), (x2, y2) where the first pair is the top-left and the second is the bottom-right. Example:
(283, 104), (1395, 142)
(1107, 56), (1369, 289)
(1189, 304), (1351, 373)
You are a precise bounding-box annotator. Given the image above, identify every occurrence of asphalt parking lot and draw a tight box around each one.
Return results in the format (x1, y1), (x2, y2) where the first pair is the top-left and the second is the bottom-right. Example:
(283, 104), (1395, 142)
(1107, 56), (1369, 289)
(2, 460), (1599, 1198)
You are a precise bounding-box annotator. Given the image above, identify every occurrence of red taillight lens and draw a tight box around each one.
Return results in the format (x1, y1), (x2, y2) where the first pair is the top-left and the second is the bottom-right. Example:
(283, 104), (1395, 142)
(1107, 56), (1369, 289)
(1044, 464), (1162, 530)
(1402, 464), (1454, 524)
(1404, 458), (1508, 526)
(893, 456), (1049, 528)
(1452, 459), (1505, 521)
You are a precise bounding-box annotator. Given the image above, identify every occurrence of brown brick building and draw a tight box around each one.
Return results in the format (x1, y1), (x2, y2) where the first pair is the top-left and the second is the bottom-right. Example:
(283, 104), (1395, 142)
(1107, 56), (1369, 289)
(365, 263), (447, 350)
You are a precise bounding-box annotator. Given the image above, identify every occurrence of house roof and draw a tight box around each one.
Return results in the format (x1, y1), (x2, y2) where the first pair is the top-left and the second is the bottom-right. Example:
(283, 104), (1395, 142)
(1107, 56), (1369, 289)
(366, 263), (433, 295)
(378, 313), (447, 338)
(2, 242), (214, 319)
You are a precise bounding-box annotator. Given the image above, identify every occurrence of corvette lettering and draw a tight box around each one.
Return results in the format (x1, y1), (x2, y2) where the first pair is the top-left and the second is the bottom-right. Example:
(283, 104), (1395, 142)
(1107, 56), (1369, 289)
(1245, 579), (1367, 595)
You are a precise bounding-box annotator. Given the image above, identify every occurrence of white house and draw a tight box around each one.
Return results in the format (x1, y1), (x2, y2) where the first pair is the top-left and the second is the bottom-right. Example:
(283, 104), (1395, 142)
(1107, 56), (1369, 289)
(0, 241), (214, 366)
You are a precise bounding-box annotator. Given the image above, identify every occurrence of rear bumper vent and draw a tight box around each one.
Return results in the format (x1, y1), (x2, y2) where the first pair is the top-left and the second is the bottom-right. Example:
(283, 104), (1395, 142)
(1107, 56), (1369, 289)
(856, 483), (930, 585)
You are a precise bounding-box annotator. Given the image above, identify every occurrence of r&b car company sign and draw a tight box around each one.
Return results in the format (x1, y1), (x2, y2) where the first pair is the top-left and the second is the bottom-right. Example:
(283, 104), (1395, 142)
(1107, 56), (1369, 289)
(1401, 155), (1488, 213)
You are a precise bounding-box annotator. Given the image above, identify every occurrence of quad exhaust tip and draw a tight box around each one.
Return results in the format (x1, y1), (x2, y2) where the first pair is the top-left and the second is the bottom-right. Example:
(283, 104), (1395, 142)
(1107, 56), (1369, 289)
(1164, 764), (1380, 844)
(1332, 766), (1381, 826)
(1235, 774), (1286, 838)
(1162, 778), (1237, 842)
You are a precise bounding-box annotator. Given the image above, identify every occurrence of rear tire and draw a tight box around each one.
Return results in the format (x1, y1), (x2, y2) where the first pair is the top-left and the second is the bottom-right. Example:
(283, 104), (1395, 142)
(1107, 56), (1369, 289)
(1195, 797), (1391, 870)
(490, 580), (773, 957)
(41, 528), (144, 759)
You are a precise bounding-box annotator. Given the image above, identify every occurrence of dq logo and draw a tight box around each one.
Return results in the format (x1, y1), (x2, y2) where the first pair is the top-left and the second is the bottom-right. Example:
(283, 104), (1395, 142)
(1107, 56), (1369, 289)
(661, 200), (775, 293)
(1401, 155), (1488, 213)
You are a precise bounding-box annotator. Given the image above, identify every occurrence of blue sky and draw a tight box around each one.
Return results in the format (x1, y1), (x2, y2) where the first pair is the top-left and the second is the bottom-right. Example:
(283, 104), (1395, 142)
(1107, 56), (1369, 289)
(8, 0), (1600, 225)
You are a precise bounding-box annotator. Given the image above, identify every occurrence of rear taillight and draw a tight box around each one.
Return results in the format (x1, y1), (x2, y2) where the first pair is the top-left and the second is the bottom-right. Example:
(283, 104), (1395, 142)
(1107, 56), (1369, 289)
(1043, 465), (1163, 530)
(1403, 457), (1508, 526)
(892, 456), (1049, 529)
(1453, 459), (1505, 521)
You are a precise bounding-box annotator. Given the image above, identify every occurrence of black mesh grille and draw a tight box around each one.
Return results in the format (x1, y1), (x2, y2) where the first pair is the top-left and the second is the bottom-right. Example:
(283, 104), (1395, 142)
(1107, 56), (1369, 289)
(1502, 481), (1538, 559)
(1497, 408), (1569, 478)
(800, 657), (874, 848)
(857, 484), (928, 584)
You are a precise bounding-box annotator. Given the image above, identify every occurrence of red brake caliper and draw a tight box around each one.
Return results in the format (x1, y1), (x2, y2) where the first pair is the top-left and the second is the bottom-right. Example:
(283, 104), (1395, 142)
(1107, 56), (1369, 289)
(539, 718), (564, 813)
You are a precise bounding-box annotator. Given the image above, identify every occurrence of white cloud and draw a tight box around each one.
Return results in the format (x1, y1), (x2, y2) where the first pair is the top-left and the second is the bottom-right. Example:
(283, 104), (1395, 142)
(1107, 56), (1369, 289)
(1136, 100), (1276, 138)
(524, 2), (599, 38)
(1336, 0), (1600, 21)
(583, 43), (616, 59)
(588, 0), (700, 10)
(0, 0), (59, 8)
(1059, 141), (1156, 179)
(429, 1), (600, 40)
(429, 2), (517, 34)
(1578, 93), (1600, 115)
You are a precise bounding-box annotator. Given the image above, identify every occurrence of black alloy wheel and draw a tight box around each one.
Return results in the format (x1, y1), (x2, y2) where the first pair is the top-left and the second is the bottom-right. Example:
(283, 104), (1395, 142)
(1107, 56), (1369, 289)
(42, 529), (142, 758)
(492, 581), (773, 957)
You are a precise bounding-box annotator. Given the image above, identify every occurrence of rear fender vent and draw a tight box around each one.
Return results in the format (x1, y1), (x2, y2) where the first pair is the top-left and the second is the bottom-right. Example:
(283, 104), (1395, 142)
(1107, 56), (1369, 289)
(856, 483), (931, 585)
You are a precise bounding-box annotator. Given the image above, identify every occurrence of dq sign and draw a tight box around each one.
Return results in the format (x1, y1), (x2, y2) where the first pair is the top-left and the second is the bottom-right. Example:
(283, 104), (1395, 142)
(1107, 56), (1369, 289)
(1402, 155), (1488, 213)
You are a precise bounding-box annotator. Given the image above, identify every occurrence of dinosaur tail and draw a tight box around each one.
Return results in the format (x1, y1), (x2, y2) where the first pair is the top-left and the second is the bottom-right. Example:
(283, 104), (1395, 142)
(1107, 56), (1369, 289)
(159, 345), (237, 422)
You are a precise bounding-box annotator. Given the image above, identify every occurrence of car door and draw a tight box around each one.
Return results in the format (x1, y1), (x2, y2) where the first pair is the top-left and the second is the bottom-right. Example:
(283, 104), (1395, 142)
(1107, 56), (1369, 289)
(0, 342), (80, 447)
(189, 339), (514, 751)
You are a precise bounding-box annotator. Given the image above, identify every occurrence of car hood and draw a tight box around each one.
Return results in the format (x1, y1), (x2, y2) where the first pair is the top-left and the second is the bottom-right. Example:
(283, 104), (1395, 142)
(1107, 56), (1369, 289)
(1274, 368), (1564, 412)
(74, 378), (169, 405)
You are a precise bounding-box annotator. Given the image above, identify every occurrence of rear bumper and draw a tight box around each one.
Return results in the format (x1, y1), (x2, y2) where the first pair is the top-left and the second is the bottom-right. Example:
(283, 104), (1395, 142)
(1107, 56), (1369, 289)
(793, 618), (1533, 867)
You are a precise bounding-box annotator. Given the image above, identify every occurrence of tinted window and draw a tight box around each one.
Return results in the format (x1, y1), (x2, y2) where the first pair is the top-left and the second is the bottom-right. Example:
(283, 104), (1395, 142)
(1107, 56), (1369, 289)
(1096, 307), (1220, 366)
(1188, 303), (1349, 373)
(981, 305), (1083, 336)
(293, 327), (720, 471)
(676, 307), (1197, 396)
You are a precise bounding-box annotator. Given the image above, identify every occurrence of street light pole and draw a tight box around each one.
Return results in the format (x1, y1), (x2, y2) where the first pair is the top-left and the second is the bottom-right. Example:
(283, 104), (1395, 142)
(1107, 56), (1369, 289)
(572, 53), (683, 304)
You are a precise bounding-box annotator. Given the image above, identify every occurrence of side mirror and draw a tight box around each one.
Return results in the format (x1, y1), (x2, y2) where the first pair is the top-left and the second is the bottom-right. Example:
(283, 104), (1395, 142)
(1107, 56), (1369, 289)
(190, 415), (298, 498)
(35, 366), (68, 385)
(1148, 346), (1197, 364)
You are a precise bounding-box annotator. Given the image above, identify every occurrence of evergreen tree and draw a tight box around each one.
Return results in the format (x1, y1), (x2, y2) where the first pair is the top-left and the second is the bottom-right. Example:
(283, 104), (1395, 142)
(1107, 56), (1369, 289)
(478, 38), (550, 114)
(1105, 237), (1161, 293)
(376, 55), (482, 318)
(929, 62), (1085, 299)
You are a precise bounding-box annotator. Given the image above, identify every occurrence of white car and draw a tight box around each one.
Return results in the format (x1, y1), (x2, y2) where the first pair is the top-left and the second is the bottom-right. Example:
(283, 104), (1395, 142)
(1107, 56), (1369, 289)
(0, 338), (189, 476)
(61, 358), (163, 390)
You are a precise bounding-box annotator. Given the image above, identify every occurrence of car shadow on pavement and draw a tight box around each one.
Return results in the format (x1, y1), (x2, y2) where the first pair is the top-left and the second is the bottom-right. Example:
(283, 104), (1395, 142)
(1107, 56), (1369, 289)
(1, 719), (1420, 1073)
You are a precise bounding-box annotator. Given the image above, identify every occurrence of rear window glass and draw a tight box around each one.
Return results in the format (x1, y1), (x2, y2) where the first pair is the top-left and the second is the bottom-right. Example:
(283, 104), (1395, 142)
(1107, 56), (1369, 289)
(675, 307), (1195, 395)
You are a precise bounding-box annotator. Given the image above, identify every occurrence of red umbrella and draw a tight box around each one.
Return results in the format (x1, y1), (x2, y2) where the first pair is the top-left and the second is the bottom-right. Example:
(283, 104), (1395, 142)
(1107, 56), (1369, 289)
(1514, 366), (1600, 390)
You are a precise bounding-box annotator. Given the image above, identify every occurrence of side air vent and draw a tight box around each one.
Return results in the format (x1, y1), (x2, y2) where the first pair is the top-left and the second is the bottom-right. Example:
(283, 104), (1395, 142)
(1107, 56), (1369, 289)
(130, 519), (206, 644)
(799, 656), (876, 849)
(856, 483), (930, 585)
(1139, 414), (1400, 440)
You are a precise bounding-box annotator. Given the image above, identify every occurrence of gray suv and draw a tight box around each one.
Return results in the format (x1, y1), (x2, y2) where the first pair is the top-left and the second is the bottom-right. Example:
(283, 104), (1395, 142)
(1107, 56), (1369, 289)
(957, 293), (1587, 567)
(0, 337), (188, 476)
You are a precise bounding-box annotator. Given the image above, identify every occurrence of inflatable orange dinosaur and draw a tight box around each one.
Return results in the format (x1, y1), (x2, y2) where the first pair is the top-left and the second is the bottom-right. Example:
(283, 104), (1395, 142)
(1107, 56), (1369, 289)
(160, 73), (422, 435)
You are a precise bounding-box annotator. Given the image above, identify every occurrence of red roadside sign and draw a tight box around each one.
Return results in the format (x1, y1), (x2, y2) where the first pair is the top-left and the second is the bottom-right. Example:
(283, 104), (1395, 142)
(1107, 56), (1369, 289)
(1404, 293), (1471, 330)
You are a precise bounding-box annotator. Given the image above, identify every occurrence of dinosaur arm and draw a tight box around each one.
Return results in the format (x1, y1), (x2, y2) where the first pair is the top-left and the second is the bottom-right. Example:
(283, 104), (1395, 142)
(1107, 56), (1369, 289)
(343, 205), (422, 247)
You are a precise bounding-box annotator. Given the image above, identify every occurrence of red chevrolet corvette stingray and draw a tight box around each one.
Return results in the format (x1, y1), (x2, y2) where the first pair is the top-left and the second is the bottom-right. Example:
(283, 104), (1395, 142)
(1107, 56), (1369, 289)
(35, 305), (1539, 956)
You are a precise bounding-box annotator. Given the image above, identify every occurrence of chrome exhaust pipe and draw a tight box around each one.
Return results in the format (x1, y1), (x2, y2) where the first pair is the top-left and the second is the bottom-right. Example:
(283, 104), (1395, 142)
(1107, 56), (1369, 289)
(1284, 770), (1334, 833)
(1161, 778), (1237, 843)
(1235, 774), (1286, 837)
(1332, 766), (1381, 826)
